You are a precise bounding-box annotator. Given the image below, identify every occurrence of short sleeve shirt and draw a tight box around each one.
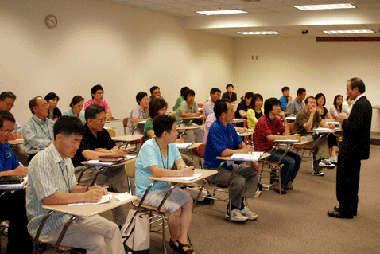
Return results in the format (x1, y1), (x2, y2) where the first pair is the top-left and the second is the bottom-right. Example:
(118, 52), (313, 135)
(135, 139), (181, 197)
(235, 100), (249, 119)
(143, 118), (154, 142)
(203, 119), (242, 170)
(72, 125), (115, 167)
(63, 108), (86, 124)
(253, 115), (285, 151)
(175, 100), (199, 123)
(292, 109), (322, 135)
(279, 96), (288, 111)
(84, 100), (110, 112)
(127, 105), (149, 134)
(222, 92), (237, 103)
(0, 143), (19, 172)
(203, 101), (215, 120)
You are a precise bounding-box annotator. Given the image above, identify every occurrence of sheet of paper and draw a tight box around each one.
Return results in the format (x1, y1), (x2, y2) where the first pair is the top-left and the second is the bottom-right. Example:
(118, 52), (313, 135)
(114, 192), (134, 201)
(160, 173), (202, 181)
(68, 193), (113, 206)
(273, 139), (299, 143)
(231, 152), (264, 162)
(175, 143), (192, 150)
(313, 127), (334, 132)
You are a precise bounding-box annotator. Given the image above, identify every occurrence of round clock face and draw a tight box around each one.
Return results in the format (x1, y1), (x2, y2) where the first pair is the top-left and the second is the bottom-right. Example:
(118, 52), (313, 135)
(45, 15), (57, 29)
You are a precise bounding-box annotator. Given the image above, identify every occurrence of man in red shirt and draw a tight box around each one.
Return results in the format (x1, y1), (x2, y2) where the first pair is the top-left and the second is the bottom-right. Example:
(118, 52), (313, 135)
(253, 98), (301, 193)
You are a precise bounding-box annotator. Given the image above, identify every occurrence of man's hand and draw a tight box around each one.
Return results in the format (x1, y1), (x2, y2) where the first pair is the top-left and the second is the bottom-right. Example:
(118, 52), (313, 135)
(84, 187), (104, 203)
(87, 185), (108, 195)
(180, 168), (194, 177)
(329, 123), (335, 129)
(287, 96), (293, 101)
(241, 145), (254, 154)
(194, 112), (201, 117)
(12, 166), (28, 177)
(279, 111), (286, 120)
(310, 106), (317, 115)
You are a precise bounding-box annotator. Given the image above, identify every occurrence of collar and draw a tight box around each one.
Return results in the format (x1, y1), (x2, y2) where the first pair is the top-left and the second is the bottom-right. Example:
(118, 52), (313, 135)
(50, 143), (69, 166)
(32, 115), (47, 124)
(215, 119), (227, 129)
(353, 93), (365, 105)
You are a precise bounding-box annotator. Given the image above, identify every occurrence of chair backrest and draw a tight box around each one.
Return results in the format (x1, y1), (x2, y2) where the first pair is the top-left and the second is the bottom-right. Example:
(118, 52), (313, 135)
(105, 127), (116, 137)
(125, 158), (137, 195)
(196, 143), (206, 158)
(122, 118), (129, 127)
(244, 119), (248, 128)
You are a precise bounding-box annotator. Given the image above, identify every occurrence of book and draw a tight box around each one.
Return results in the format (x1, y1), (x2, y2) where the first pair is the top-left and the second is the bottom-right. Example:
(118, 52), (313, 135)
(230, 152), (264, 162)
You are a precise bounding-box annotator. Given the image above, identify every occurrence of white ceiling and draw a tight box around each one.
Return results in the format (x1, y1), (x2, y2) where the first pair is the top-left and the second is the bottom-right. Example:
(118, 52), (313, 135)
(100, 0), (380, 37)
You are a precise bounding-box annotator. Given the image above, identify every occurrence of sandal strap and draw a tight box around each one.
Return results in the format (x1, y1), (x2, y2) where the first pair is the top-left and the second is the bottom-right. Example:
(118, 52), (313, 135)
(176, 240), (194, 254)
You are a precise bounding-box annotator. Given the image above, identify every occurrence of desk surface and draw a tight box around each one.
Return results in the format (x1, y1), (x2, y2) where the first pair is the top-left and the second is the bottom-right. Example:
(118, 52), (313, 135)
(106, 119), (122, 123)
(112, 134), (143, 142)
(148, 169), (217, 184)
(177, 125), (204, 131)
(238, 130), (254, 137)
(232, 119), (244, 123)
(182, 116), (203, 120)
(42, 193), (137, 217)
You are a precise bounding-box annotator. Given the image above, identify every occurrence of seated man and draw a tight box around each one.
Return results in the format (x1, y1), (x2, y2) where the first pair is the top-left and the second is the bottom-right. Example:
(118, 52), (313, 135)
(287, 88), (306, 116)
(22, 96), (54, 162)
(203, 99), (259, 222)
(72, 104), (129, 226)
(0, 92), (22, 139)
(0, 110), (32, 254)
(84, 84), (114, 121)
(222, 84), (237, 104)
(149, 85), (164, 101)
(135, 115), (195, 254)
(203, 88), (221, 119)
(26, 116), (124, 254)
(253, 98), (302, 193)
(292, 96), (335, 176)
(279, 86), (292, 112)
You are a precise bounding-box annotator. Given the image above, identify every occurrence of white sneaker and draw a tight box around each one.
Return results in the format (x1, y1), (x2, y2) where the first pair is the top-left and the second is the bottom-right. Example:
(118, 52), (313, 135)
(330, 156), (338, 163)
(319, 159), (335, 168)
(225, 209), (248, 222)
(241, 206), (258, 221)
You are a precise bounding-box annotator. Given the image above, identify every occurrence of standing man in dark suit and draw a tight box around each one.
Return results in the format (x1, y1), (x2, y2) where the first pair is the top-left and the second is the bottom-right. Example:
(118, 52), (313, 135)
(328, 77), (372, 219)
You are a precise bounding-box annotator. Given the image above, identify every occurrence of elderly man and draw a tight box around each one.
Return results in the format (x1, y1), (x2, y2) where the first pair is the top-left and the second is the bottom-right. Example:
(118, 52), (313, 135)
(328, 78), (372, 219)
(292, 96), (335, 176)
(203, 99), (259, 222)
(72, 104), (129, 226)
(22, 96), (54, 162)
(287, 88), (306, 116)
(0, 110), (32, 254)
(26, 116), (124, 253)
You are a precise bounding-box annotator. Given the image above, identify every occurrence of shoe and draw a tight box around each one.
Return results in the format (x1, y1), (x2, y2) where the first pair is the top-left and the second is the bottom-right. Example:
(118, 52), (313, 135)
(319, 159), (335, 168)
(241, 206), (258, 221)
(330, 156), (338, 163)
(285, 183), (293, 190)
(327, 211), (354, 219)
(225, 209), (248, 222)
(334, 205), (357, 216)
(313, 170), (325, 176)
(272, 183), (286, 194)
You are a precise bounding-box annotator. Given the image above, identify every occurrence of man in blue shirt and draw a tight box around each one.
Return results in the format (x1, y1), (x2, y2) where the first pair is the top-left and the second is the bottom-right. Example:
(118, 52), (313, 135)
(203, 99), (259, 222)
(0, 110), (32, 253)
(279, 86), (292, 111)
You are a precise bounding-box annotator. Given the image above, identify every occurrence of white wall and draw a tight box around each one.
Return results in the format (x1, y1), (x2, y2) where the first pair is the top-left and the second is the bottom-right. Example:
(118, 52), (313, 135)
(0, 0), (233, 126)
(233, 37), (380, 131)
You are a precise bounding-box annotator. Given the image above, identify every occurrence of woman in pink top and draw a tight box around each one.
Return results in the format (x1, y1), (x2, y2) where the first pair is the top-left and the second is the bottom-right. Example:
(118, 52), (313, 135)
(329, 95), (343, 121)
(84, 84), (114, 121)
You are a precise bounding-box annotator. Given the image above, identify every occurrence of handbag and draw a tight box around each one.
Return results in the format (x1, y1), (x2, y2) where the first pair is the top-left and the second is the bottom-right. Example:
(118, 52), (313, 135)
(122, 209), (150, 254)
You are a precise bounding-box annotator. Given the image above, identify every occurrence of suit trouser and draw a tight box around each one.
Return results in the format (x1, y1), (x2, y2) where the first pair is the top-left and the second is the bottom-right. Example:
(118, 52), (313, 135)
(336, 154), (361, 215)
(39, 215), (124, 254)
(211, 164), (258, 209)
(75, 165), (128, 226)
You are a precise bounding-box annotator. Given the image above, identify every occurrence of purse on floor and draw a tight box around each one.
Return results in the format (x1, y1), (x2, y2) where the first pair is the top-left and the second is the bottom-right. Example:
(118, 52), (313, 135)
(122, 209), (150, 254)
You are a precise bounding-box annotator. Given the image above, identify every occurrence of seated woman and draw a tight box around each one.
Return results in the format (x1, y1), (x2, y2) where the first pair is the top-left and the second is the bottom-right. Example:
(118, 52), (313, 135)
(127, 92), (149, 135)
(247, 93), (264, 130)
(44, 92), (62, 121)
(135, 115), (196, 254)
(253, 98), (302, 193)
(235, 92), (254, 127)
(63, 95), (86, 124)
(174, 87), (189, 111)
(329, 95), (343, 121)
(316, 93), (338, 163)
(342, 96), (353, 116)
(175, 89), (203, 143)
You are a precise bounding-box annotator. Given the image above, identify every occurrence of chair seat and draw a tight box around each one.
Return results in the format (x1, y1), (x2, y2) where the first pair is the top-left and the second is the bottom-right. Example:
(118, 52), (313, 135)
(133, 201), (168, 214)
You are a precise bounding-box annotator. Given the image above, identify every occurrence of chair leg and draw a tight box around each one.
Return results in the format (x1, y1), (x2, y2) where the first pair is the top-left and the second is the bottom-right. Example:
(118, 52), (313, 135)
(161, 213), (167, 254)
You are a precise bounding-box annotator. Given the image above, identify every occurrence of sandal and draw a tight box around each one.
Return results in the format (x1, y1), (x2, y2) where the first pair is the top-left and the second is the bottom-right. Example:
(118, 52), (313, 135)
(169, 238), (180, 252)
(176, 240), (195, 254)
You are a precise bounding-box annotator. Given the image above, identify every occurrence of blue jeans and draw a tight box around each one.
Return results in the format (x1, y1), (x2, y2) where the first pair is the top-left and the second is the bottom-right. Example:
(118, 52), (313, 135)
(267, 149), (302, 186)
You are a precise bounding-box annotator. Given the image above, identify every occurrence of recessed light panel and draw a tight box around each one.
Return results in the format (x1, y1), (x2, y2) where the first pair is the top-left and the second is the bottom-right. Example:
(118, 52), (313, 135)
(323, 29), (375, 34)
(196, 10), (248, 15)
(294, 3), (356, 11)
(238, 31), (279, 35)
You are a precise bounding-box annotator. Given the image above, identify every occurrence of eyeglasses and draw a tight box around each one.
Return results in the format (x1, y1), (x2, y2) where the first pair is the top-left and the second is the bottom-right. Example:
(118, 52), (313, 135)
(95, 118), (107, 123)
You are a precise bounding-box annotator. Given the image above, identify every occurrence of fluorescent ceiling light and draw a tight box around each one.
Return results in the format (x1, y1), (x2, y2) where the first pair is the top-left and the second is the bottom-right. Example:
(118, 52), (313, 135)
(323, 29), (375, 34)
(295, 3), (356, 11)
(238, 31), (279, 35)
(196, 10), (248, 15)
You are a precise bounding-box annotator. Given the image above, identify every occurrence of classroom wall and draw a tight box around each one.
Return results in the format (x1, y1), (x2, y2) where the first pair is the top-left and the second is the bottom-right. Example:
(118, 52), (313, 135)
(233, 37), (380, 131)
(0, 0), (234, 126)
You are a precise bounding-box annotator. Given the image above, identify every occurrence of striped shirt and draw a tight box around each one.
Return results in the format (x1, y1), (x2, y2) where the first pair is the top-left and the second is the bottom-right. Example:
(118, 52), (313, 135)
(22, 115), (54, 154)
(253, 115), (285, 151)
(26, 144), (77, 237)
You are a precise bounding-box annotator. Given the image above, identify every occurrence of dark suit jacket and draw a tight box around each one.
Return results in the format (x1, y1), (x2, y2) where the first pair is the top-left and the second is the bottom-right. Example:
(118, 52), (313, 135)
(340, 96), (372, 160)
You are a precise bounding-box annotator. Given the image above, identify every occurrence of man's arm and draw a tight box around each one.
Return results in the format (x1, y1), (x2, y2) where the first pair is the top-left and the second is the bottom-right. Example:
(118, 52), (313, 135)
(0, 165), (28, 177)
(82, 146), (128, 160)
(42, 185), (106, 205)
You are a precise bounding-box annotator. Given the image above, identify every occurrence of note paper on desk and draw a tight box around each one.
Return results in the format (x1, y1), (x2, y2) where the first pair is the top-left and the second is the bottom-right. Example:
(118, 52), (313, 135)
(114, 192), (134, 201)
(69, 194), (113, 206)
(175, 143), (192, 150)
(161, 174), (202, 181)
(230, 152), (264, 162)
(313, 127), (334, 132)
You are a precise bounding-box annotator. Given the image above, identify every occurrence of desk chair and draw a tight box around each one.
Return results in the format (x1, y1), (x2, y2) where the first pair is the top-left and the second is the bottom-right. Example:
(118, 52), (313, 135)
(105, 128), (116, 137)
(122, 118), (129, 135)
(124, 159), (170, 254)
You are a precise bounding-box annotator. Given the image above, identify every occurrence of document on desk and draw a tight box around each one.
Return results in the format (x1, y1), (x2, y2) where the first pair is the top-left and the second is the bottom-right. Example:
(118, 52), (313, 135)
(313, 127), (334, 132)
(160, 174), (202, 181)
(231, 152), (264, 162)
(69, 194), (113, 206)
(273, 139), (299, 144)
(175, 143), (192, 150)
